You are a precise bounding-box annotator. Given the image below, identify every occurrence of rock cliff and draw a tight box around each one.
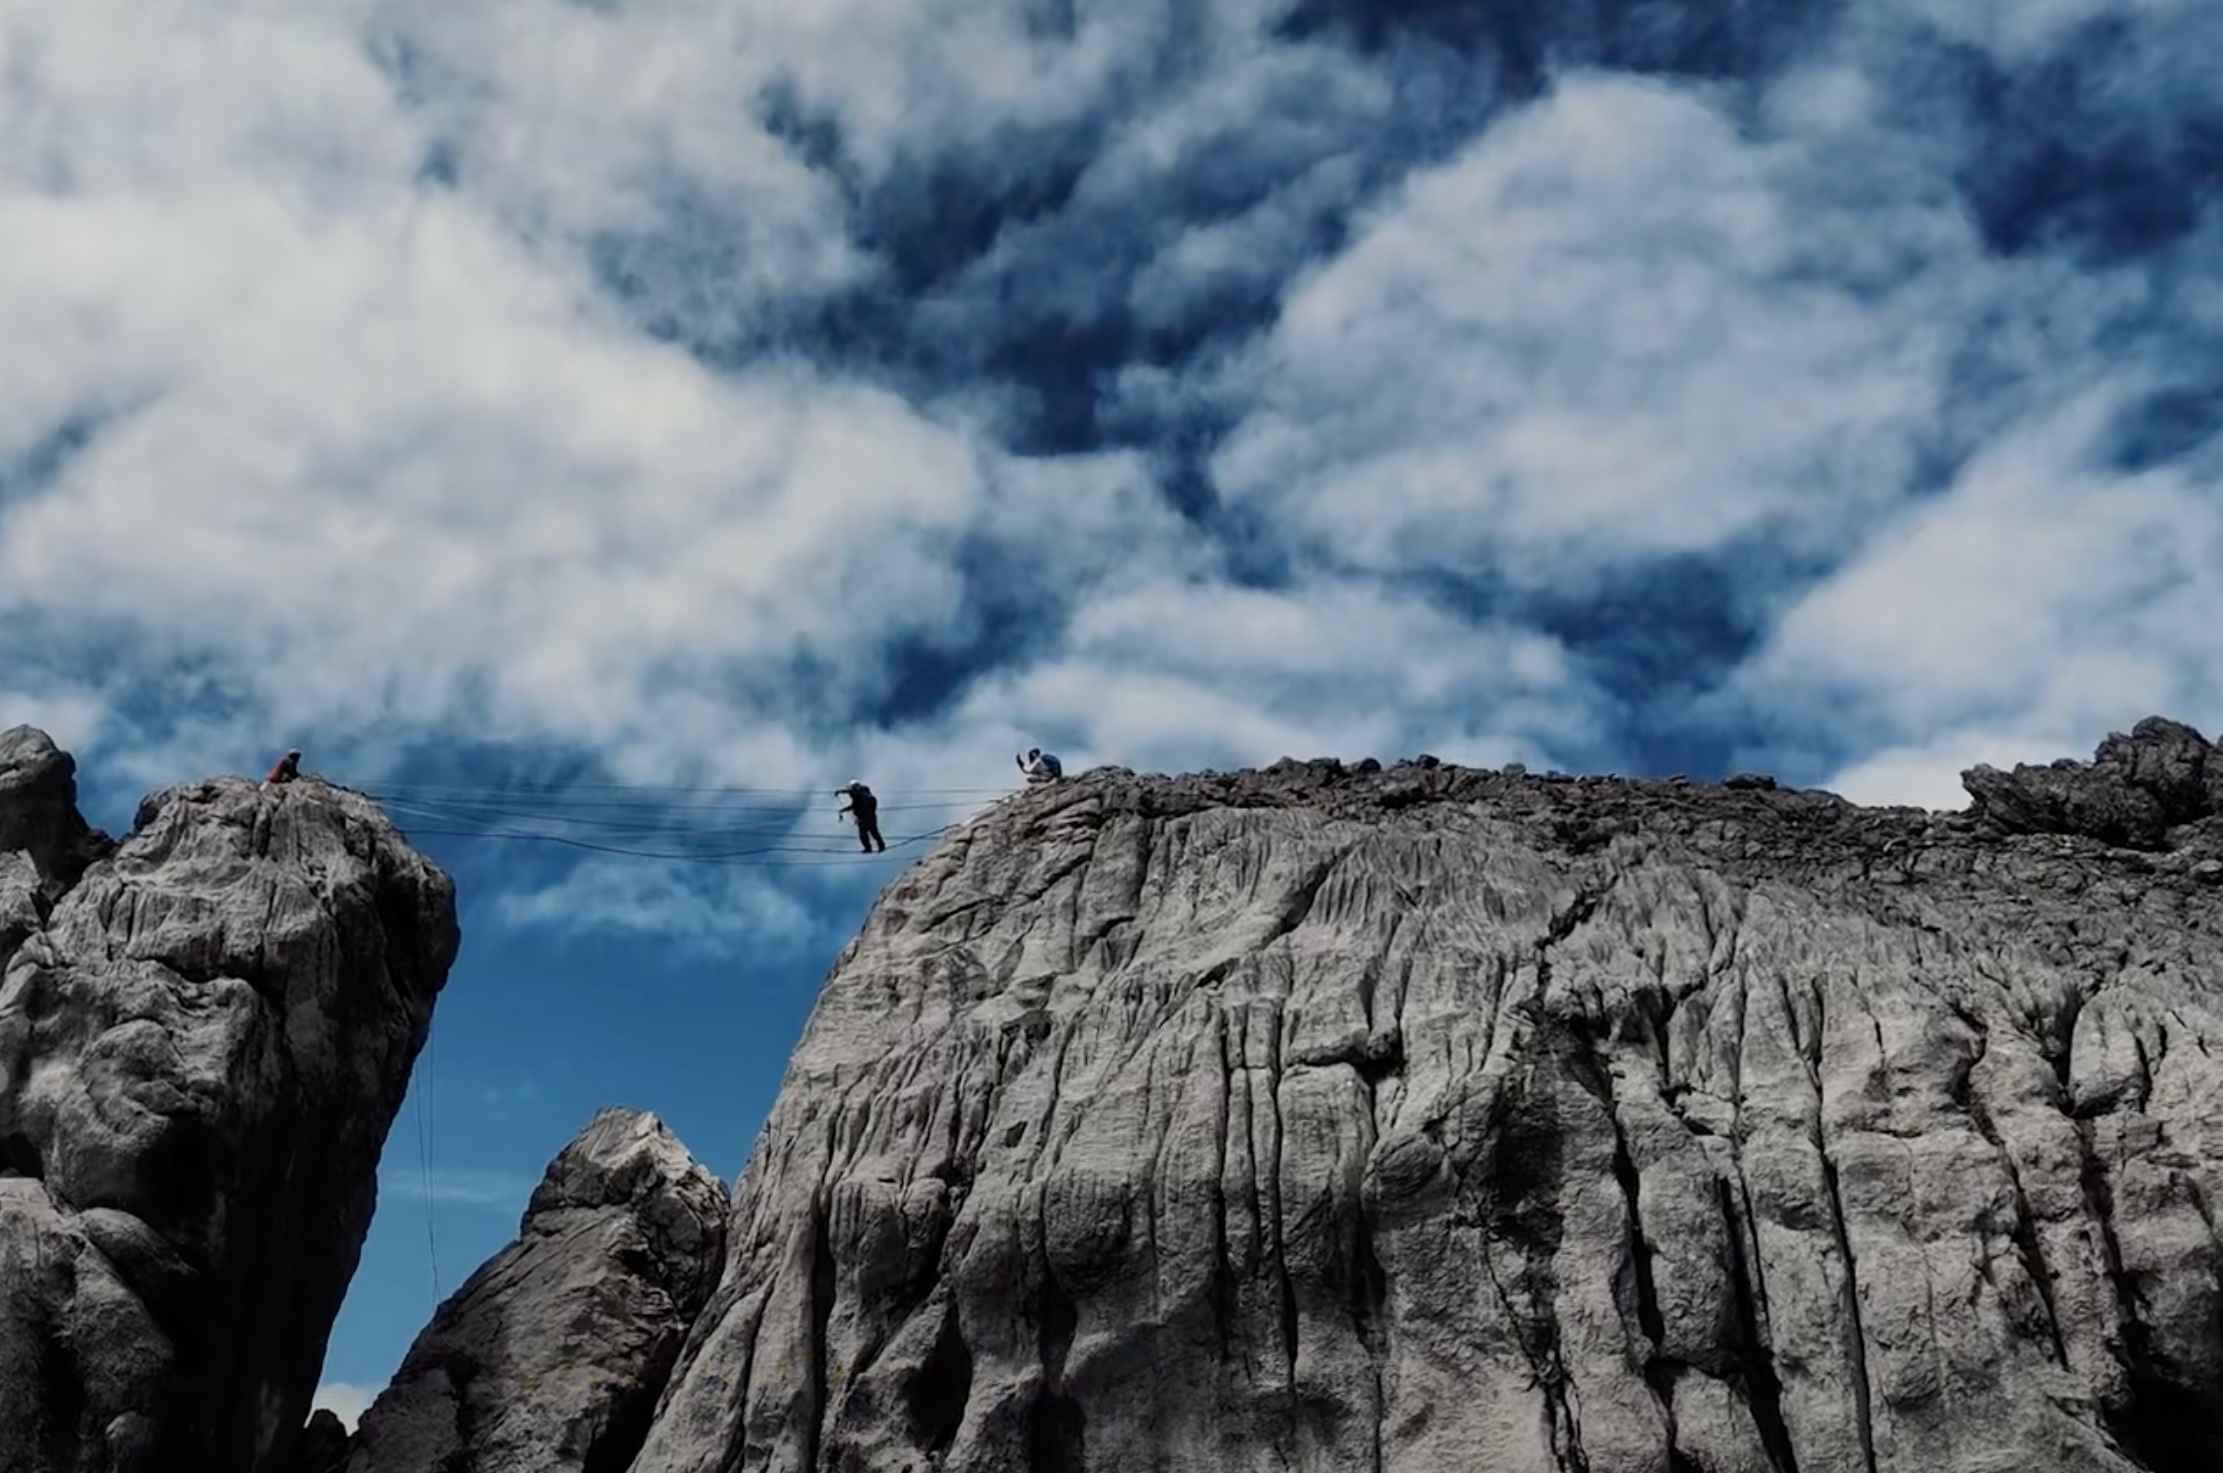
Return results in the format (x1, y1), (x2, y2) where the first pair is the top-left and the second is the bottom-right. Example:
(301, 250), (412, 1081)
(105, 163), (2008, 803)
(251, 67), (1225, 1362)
(633, 720), (2223, 1473)
(0, 728), (458, 1473)
(345, 1107), (727, 1473)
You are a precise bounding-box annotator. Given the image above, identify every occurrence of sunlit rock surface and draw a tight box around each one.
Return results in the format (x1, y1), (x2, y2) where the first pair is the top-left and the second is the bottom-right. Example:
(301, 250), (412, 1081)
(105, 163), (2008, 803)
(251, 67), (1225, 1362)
(637, 721), (2223, 1473)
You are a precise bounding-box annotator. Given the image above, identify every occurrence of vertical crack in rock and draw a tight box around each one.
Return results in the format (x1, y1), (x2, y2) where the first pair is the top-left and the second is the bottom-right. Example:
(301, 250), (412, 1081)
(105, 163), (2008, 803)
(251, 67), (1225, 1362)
(807, 1193), (836, 1473)
(1719, 1176), (1799, 1473)
(1609, 1110), (1666, 1366)
(1354, 1209), (1388, 1473)
(1479, 1233), (1589, 1473)
(1213, 1010), (1238, 1360)
(1349, 1051), (1392, 1473)
(1030, 1243), (1085, 1473)
(1958, 1032), (2072, 1372)
(904, 1296), (974, 1457)
(2073, 1120), (2173, 1460)
(1267, 1017), (1301, 1397)
(1817, 1154), (1878, 1473)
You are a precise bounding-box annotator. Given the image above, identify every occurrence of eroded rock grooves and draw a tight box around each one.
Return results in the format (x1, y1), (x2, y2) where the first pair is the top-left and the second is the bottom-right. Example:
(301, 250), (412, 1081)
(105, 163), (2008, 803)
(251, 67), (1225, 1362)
(637, 719), (2223, 1473)
(0, 727), (458, 1473)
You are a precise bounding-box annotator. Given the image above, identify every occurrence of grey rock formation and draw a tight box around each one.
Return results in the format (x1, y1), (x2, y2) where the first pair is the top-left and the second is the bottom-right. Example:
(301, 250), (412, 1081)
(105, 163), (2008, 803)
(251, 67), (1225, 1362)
(1962, 716), (2221, 849)
(636, 724), (2223, 1473)
(0, 727), (112, 974)
(0, 733), (458, 1473)
(344, 1107), (728, 1473)
(293, 1411), (350, 1473)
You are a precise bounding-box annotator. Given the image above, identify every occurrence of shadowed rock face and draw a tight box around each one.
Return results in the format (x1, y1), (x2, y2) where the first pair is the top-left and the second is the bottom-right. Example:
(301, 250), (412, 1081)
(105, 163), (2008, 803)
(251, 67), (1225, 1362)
(1962, 717), (2223, 850)
(634, 721), (2223, 1473)
(344, 1107), (728, 1473)
(0, 728), (113, 972)
(0, 730), (458, 1473)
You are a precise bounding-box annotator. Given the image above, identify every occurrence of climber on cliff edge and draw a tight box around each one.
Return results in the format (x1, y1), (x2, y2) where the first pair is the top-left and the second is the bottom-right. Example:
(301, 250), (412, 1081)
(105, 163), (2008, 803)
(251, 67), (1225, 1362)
(838, 781), (886, 853)
(1017, 747), (1063, 784)
(264, 750), (302, 785)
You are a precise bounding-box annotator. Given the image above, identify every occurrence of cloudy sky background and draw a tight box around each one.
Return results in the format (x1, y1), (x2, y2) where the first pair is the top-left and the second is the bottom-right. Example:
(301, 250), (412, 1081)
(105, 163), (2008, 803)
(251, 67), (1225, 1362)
(6, 0), (2222, 1419)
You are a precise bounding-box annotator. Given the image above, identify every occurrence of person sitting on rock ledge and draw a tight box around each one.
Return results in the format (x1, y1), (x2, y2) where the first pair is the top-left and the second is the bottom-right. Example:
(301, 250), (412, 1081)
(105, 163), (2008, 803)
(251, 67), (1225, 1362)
(264, 750), (302, 785)
(1016, 747), (1063, 784)
(837, 781), (886, 853)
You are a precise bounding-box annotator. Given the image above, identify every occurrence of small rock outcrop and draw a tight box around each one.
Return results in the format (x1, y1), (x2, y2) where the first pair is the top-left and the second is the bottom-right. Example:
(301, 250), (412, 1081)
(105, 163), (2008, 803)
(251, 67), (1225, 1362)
(1963, 716), (2223, 849)
(634, 721), (2223, 1473)
(0, 728), (112, 970)
(0, 729), (459, 1472)
(344, 1108), (728, 1473)
(293, 1410), (350, 1473)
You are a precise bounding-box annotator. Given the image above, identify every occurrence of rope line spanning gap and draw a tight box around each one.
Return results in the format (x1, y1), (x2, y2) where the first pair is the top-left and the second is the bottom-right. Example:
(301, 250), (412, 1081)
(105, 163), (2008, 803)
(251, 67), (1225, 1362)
(374, 797), (898, 839)
(397, 824), (958, 866)
(362, 790), (991, 813)
(368, 795), (980, 828)
(362, 780), (1015, 798)
(360, 782), (1000, 1299)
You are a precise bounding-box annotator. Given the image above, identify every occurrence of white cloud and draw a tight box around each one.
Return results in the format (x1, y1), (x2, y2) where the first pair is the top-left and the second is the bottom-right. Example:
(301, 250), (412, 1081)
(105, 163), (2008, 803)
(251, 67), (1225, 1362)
(939, 577), (1606, 776)
(0, 685), (107, 761)
(495, 855), (827, 959)
(312, 1380), (378, 1433)
(1738, 386), (2223, 797)
(1820, 729), (2081, 812)
(6, 0), (2223, 967)
(378, 1165), (536, 1211)
(1211, 72), (1972, 586)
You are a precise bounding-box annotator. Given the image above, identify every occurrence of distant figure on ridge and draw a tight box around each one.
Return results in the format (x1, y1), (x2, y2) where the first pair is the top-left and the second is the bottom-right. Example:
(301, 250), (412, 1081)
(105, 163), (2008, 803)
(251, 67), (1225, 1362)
(264, 750), (302, 785)
(838, 781), (886, 852)
(1016, 747), (1063, 784)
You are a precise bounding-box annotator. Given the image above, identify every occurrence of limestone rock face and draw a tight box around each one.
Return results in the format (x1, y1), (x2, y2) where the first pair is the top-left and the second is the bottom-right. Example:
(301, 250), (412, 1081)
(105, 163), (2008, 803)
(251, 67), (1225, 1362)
(344, 1107), (728, 1473)
(636, 725), (2223, 1473)
(0, 736), (459, 1473)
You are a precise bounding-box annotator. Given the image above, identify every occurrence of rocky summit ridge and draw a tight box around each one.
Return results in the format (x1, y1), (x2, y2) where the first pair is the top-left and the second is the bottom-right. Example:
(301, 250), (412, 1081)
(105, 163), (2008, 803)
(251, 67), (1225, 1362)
(6, 717), (2223, 1473)
(625, 716), (2223, 1473)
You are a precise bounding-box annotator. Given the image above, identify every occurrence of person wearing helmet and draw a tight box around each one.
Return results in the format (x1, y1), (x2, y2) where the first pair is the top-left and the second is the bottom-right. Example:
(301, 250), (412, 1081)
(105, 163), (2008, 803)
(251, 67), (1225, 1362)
(1016, 747), (1063, 783)
(838, 781), (886, 852)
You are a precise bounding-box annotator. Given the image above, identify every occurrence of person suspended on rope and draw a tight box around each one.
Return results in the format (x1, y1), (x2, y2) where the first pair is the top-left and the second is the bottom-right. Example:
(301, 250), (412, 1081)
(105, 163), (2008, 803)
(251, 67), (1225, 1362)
(838, 781), (887, 852)
(264, 749), (302, 785)
(1016, 747), (1063, 783)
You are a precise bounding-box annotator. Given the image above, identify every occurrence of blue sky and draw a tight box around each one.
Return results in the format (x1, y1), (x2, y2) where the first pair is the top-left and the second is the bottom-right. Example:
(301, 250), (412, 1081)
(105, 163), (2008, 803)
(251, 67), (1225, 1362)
(5, 0), (2222, 1425)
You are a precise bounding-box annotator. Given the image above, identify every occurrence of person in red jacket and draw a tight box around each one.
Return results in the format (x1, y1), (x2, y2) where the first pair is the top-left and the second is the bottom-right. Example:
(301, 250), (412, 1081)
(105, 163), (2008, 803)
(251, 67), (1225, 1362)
(265, 750), (302, 785)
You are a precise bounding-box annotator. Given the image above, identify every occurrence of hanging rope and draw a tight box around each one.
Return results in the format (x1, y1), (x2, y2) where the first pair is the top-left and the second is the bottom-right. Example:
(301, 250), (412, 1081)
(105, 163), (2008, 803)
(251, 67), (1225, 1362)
(346, 775), (1002, 867)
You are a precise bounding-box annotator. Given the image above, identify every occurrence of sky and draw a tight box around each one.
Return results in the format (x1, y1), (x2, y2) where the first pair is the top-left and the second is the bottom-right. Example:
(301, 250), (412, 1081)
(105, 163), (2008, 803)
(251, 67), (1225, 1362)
(5, 0), (2222, 1426)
